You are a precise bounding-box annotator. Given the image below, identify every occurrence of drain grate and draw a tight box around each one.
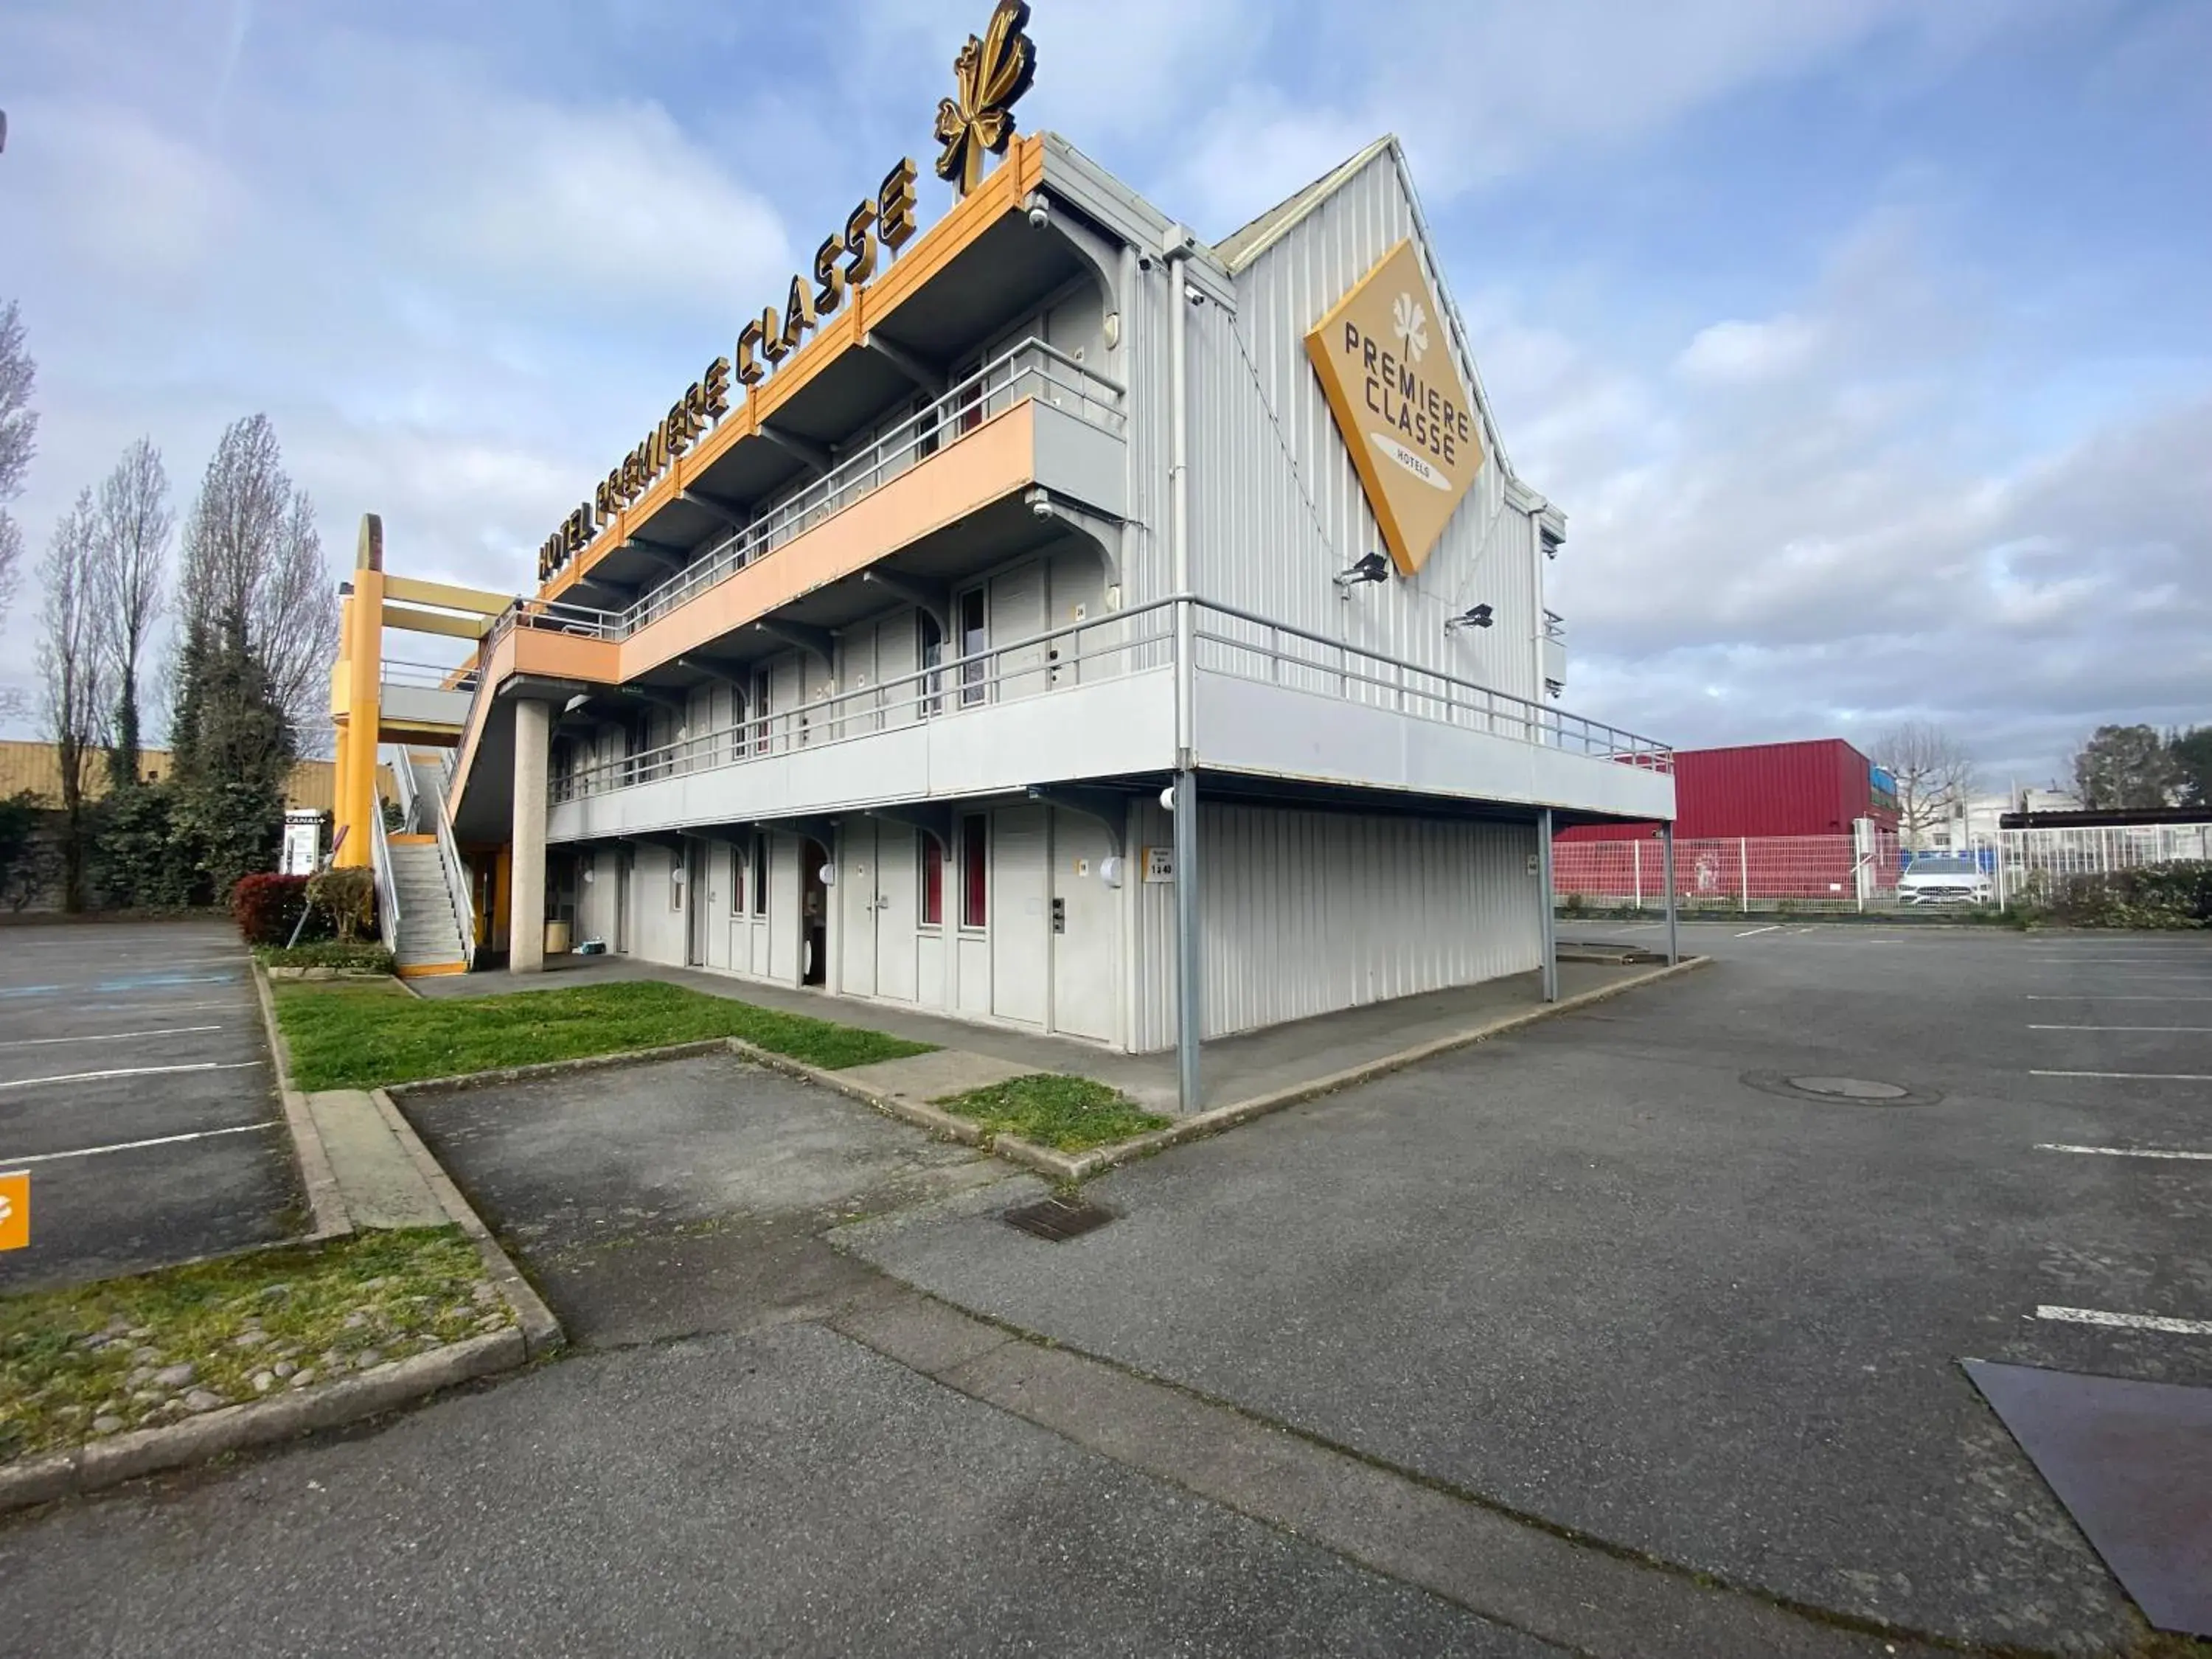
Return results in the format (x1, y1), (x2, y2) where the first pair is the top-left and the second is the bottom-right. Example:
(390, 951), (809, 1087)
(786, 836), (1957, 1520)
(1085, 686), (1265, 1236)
(1005, 1194), (1119, 1242)
(1742, 1071), (1943, 1107)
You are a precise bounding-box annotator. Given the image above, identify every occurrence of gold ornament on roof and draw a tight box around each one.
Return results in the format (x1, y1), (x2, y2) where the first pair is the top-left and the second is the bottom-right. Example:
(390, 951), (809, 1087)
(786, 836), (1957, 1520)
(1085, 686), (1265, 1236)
(933, 0), (1038, 198)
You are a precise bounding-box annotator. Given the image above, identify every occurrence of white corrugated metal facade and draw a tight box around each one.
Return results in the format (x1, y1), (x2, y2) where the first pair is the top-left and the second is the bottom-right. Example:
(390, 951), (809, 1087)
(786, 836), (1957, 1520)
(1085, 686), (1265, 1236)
(1127, 798), (1541, 1051)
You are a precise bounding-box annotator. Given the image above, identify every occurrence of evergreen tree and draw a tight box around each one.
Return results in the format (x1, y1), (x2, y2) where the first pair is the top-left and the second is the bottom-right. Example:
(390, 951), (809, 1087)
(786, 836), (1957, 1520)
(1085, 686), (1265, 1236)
(167, 615), (293, 901)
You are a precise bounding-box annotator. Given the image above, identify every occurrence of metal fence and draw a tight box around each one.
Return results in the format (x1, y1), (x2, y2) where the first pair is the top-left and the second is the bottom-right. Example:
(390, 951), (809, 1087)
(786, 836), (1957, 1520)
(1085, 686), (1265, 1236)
(1555, 823), (2212, 915)
(1554, 833), (1899, 914)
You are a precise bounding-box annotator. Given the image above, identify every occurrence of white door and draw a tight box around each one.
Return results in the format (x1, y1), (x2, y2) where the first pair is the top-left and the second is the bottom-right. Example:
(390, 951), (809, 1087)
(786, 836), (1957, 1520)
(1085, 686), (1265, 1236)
(991, 805), (1048, 1026)
(1051, 813), (1116, 1042)
(990, 562), (1048, 700)
(875, 821), (919, 1004)
(704, 844), (734, 971)
(840, 821), (880, 998)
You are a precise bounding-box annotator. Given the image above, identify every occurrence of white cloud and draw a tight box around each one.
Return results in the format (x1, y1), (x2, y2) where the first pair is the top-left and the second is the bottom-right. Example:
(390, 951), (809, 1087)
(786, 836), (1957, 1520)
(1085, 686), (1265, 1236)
(1675, 316), (1824, 386)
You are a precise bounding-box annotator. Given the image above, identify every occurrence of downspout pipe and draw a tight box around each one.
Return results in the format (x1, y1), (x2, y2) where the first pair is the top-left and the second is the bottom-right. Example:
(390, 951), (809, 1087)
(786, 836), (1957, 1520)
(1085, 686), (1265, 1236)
(1166, 229), (1202, 1113)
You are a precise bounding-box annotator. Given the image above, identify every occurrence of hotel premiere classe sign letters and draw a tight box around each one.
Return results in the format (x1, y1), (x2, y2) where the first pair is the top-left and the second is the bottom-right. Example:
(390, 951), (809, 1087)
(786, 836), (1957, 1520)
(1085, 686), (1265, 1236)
(537, 0), (1039, 585)
(1305, 239), (1486, 579)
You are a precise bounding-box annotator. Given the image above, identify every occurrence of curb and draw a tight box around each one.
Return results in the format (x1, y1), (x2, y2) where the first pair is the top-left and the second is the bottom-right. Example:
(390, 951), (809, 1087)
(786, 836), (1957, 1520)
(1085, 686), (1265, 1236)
(387, 1040), (734, 1097)
(367, 1088), (563, 1360)
(722, 1038), (990, 1150)
(250, 961), (349, 1239)
(1023, 955), (1716, 1183)
(0, 1332), (525, 1516)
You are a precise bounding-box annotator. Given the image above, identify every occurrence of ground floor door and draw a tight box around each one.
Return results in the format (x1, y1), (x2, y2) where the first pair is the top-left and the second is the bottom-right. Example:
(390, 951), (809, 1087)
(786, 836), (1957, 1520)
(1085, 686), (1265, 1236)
(839, 823), (880, 998)
(874, 823), (919, 1004)
(684, 840), (708, 968)
(801, 838), (829, 987)
(614, 847), (633, 955)
(1051, 813), (1117, 1042)
(990, 805), (1048, 1026)
(702, 844), (735, 972)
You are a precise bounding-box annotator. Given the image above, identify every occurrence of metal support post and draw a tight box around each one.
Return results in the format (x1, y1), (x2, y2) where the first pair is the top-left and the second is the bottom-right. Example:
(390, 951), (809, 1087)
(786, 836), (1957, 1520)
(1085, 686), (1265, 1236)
(1661, 824), (1680, 966)
(1632, 840), (1642, 912)
(1739, 837), (1750, 914)
(1537, 809), (1558, 1003)
(1172, 768), (1202, 1113)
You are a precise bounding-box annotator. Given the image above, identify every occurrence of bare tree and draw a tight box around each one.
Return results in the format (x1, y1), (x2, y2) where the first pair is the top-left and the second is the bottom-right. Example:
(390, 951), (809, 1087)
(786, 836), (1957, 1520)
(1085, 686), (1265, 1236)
(91, 437), (172, 789)
(176, 414), (339, 752)
(0, 298), (37, 635)
(1871, 721), (1977, 849)
(40, 491), (110, 911)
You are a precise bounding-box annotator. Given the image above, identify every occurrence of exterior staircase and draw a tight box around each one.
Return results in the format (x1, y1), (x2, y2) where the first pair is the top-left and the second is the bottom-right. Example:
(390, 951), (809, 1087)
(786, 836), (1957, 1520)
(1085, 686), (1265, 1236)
(386, 840), (470, 976)
(375, 743), (476, 978)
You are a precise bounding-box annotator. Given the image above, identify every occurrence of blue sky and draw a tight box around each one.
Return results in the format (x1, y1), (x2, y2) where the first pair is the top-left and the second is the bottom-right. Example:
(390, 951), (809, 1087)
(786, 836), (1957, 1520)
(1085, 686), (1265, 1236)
(1, 0), (2207, 785)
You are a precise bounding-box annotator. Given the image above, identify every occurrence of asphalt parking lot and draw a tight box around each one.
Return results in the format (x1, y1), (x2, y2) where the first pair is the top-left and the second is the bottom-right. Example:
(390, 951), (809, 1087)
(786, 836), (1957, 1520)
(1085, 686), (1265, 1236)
(842, 922), (2212, 1653)
(0, 920), (293, 1293)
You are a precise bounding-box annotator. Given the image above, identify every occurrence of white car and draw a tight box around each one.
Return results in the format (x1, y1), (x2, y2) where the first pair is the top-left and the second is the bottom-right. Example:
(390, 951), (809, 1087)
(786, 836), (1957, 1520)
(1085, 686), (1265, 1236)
(1897, 856), (1993, 906)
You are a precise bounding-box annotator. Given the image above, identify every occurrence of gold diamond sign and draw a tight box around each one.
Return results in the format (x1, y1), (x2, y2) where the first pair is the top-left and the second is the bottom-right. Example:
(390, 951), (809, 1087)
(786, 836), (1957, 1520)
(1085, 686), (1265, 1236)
(1305, 239), (1485, 577)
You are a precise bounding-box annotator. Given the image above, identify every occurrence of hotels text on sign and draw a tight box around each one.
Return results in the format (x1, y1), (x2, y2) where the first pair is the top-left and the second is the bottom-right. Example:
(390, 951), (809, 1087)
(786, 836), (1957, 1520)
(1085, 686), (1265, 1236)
(1304, 239), (1486, 578)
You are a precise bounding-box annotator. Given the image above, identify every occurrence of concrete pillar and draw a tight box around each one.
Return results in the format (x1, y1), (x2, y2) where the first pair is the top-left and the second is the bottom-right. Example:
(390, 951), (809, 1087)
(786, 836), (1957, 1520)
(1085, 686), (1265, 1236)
(510, 698), (551, 973)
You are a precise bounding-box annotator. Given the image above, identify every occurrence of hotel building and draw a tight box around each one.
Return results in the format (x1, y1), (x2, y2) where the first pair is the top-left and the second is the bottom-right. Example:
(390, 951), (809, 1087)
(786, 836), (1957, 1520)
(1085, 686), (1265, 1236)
(328, 3), (1676, 1107)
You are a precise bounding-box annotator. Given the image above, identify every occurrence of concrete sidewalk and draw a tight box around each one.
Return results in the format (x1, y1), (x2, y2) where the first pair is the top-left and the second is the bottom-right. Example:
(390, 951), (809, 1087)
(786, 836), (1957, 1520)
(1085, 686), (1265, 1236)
(411, 956), (1666, 1113)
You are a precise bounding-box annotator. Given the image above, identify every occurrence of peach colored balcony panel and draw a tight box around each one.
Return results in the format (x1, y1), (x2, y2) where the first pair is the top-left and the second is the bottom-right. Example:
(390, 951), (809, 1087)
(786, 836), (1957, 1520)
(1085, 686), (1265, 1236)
(616, 397), (1047, 681)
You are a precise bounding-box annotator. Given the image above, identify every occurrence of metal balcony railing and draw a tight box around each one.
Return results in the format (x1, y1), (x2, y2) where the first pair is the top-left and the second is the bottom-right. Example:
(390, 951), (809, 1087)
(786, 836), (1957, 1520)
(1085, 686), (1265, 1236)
(549, 597), (1672, 805)
(495, 337), (1122, 654)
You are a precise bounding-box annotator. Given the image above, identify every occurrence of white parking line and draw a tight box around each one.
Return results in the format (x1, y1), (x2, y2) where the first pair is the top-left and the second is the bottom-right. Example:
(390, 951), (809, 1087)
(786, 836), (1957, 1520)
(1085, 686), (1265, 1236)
(2035, 1143), (2212, 1161)
(2029, 1069), (2212, 1082)
(1734, 925), (1781, 939)
(2036, 1305), (2212, 1336)
(0, 1060), (265, 1092)
(2027, 1024), (2212, 1033)
(0, 1122), (279, 1165)
(0, 1025), (223, 1050)
(2025, 995), (2212, 1002)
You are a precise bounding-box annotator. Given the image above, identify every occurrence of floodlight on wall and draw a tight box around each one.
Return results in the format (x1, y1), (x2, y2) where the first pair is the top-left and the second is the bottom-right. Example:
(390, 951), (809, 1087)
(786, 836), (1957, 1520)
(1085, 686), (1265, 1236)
(1333, 552), (1391, 594)
(1444, 604), (1495, 632)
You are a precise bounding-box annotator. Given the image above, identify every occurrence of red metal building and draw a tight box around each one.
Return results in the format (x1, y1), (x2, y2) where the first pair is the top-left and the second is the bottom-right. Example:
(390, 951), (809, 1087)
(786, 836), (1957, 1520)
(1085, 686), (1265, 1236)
(1559, 739), (1897, 843)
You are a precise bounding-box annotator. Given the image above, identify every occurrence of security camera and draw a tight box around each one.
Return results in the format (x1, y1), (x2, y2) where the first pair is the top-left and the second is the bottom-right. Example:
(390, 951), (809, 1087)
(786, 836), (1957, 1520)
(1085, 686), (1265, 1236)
(1032, 494), (1054, 520)
(1185, 285), (1204, 307)
(1137, 253), (1155, 272)
(1026, 201), (1050, 230)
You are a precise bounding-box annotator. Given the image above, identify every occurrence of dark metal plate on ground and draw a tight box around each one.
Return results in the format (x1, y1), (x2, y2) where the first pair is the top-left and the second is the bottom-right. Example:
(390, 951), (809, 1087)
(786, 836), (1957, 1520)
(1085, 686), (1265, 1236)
(1005, 1194), (1119, 1242)
(1739, 1070), (1943, 1107)
(1554, 942), (1667, 965)
(1965, 1359), (2212, 1637)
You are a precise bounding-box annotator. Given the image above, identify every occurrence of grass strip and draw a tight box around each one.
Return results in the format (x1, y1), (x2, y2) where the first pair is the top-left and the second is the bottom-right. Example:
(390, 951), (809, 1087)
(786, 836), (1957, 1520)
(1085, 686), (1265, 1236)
(934, 1074), (1170, 1153)
(1, 1226), (501, 1464)
(272, 978), (936, 1091)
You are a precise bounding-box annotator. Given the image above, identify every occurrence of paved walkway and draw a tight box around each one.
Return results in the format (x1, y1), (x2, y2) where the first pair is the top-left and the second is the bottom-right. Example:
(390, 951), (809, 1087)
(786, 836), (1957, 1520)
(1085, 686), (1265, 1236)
(411, 956), (1658, 1113)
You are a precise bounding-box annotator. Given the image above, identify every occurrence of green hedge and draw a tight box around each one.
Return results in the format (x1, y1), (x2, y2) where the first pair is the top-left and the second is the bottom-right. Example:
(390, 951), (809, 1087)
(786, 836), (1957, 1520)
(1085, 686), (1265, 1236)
(258, 941), (398, 973)
(2046, 861), (2212, 929)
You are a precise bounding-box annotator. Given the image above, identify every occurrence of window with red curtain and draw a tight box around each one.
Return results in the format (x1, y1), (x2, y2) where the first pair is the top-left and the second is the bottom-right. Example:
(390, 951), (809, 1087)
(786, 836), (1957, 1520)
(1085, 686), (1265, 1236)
(919, 835), (944, 927)
(960, 813), (987, 928)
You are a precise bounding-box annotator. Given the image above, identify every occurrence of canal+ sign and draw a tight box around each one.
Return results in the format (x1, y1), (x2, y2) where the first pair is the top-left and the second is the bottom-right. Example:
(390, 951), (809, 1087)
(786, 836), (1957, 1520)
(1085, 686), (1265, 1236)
(1305, 240), (1485, 579)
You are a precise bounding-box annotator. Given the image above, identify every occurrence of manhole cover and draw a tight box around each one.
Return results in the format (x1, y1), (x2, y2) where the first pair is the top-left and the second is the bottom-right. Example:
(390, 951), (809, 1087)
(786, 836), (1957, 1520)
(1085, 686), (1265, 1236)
(1790, 1076), (1910, 1100)
(1005, 1194), (1118, 1242)
(1740, 1071), (1943, 1107)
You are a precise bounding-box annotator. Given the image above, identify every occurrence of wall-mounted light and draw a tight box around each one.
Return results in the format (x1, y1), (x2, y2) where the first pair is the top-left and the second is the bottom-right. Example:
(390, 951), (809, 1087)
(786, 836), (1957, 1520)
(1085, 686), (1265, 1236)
(1333, 552), (1391, 593)
(1444, 604), (1495, 632)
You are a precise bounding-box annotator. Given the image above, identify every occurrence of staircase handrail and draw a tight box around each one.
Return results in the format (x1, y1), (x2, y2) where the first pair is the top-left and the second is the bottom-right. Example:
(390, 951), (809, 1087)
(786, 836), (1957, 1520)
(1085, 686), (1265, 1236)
(369, 785), (402, 954)
(427, 771), (477, 970)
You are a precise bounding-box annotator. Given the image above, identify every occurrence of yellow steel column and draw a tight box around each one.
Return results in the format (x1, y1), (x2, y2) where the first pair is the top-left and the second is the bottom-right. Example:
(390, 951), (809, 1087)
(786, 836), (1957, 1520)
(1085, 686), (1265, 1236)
(334, 515), (386, 869)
